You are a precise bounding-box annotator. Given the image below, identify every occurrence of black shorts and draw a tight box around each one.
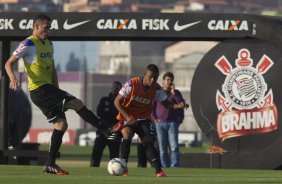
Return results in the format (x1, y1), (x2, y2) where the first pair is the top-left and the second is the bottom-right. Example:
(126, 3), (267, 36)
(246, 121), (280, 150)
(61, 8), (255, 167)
(30, 84), (76, 123)
(127, 120), (155, 139)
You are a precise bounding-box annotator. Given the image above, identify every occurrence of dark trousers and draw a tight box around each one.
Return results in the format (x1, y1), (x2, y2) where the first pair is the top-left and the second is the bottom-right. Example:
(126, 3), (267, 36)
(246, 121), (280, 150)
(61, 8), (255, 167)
(90, 131), (121, 167)
(137, 142), (148, 167)
(137, 135), (160, 168)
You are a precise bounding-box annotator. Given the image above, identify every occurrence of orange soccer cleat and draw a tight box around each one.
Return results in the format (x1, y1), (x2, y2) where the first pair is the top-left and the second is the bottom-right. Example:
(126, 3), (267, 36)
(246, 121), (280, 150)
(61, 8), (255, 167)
(122, 171), (128, 176)
(156, 170), (166, 177)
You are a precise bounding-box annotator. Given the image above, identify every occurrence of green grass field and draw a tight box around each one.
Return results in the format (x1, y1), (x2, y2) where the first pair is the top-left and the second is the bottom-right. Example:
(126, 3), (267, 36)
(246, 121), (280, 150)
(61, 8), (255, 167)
(0, 144), (280, 183)
(0, 165), (282, 184)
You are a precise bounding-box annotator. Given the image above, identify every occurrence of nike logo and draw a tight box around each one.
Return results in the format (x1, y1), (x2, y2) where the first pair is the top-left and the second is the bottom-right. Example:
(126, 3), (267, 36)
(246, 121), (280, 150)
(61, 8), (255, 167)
(63, 20), (90, 30)
(174, 21), (201, 31)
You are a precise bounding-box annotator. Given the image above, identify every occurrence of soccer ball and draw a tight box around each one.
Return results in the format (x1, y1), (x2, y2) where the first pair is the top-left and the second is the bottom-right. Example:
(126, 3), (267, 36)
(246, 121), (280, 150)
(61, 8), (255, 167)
(107, 158), (127, 176)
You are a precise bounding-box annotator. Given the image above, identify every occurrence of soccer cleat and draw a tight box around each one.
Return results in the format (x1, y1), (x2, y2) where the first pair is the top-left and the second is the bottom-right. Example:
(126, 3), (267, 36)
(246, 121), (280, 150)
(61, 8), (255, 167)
(121, 166), (128, 176)
(122, 171), (128, 176)
(156, 170), (166, 177)
(43, 164), (69, 175)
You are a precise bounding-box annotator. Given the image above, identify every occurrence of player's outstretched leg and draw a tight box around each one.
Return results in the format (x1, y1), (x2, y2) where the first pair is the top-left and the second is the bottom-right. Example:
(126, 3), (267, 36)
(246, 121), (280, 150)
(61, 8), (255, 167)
(77, 106), (110, 137)
(64, 98), (110, 137)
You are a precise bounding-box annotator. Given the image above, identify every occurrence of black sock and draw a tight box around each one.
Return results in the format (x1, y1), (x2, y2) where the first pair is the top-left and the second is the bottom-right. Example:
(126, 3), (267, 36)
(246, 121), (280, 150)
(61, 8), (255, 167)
(77, 106), (100, 128)
(151, 158), (162, 173)
(45, 129), (64, 166)
(121, 139), (131, 163)
(145, 142), (162, 173)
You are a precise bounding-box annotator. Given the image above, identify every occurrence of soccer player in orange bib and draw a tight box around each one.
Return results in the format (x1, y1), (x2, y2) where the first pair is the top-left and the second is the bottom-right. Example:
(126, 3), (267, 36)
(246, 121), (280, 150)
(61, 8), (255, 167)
(114, 64), (188, 177)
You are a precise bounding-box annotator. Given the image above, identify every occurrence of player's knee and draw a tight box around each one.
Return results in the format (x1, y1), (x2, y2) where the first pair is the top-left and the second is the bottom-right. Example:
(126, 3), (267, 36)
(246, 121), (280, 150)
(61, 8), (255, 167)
(74, 98), (84, 106)
(122, 133), (133, 140)
(64, 98), (84, 111)
(121, 128), (134, 140)
(54, 119), (68, 132)
(141, 135), (154, 147)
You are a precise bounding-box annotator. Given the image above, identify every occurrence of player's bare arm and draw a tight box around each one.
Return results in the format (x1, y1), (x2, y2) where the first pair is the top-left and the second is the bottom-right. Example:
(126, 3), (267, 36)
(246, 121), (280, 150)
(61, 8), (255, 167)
(5, 55), (20, 91)
(114, 93), (136, 125)
(52, 60), (59, 88)
(161, 99), (189, 110)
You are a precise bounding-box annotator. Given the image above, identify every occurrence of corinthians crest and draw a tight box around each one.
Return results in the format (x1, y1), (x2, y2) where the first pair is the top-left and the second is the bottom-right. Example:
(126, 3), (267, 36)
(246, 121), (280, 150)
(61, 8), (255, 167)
(215, 49), (278, 141)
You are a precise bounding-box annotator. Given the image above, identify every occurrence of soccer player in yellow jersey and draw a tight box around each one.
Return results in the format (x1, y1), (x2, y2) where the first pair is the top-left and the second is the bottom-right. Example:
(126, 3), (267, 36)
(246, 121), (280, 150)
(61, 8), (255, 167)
(5, 14), (107, 175)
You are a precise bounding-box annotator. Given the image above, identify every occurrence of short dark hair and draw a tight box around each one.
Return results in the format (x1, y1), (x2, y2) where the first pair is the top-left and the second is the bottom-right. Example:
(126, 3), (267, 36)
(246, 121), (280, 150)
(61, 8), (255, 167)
(163, 72), (174, 80)
(33, 14), (51, 27)
(146, 64), (159, 74)
(113, 81), (122, 86)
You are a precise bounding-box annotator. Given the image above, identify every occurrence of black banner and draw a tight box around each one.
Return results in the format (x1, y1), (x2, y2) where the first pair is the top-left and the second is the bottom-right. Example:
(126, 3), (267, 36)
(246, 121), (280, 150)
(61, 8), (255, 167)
(0, 12), (255, 39)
